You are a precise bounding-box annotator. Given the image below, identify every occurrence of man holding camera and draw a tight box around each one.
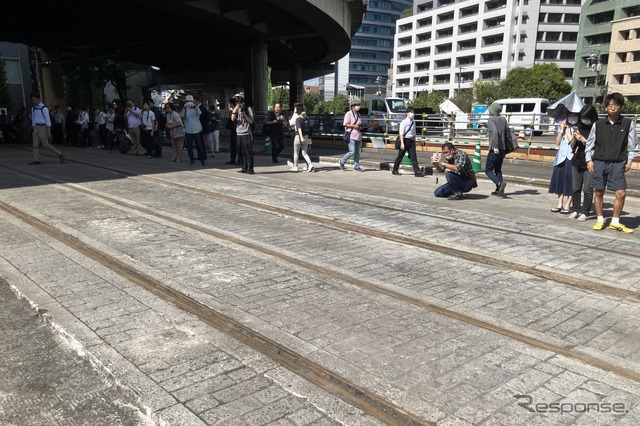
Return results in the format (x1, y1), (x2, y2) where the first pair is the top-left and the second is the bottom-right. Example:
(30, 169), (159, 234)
(432, 142), (476, 200)
(180, 95), (206, 167)
(125, 100), (144, 155)
(230, 95), (255, 174)
(263, 103), (287, 163)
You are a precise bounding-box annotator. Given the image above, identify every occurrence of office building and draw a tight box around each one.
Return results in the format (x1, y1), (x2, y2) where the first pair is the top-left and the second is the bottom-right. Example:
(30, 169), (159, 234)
(392, 0), (581, 100)
(320, 0), (412, 100)
(574, 1), (640, 103)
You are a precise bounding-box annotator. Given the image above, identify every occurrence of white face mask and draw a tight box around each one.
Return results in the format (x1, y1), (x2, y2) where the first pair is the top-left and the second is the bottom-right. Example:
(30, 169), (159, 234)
(407, 112), (414, 119)
(567, 117), (578, 125)
(354, 106), (360, 112)
(581, 119), (592, 126)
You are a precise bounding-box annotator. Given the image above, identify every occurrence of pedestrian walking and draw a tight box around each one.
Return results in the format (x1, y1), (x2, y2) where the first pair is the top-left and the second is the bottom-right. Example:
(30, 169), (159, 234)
(485, 102), (509, 196)
(391, 106), (423, 177)
(288, 102), (313, 172)
(339, 99), (364, 172)
(568, 105), (599, 222)
(28, 92), (64, 165)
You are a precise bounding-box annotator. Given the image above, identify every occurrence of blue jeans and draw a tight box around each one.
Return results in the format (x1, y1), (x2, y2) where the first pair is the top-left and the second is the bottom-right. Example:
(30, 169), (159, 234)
(341, 138), (362, 168)
(485, 149), (506, 187)
(434, 172), (474, 197)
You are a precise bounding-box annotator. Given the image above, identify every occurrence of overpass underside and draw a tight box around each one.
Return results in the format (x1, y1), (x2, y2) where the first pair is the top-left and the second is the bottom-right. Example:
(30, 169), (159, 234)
(1, 0), (366, 109)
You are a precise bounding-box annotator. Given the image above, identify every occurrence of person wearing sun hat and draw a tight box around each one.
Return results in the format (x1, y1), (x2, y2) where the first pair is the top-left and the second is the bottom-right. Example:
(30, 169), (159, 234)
(180, 95), (206, 167)
(485, 101), (509, 196)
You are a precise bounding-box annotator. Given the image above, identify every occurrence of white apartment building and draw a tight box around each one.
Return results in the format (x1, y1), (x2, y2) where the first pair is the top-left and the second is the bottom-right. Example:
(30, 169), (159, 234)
(392, 0), (582, 100)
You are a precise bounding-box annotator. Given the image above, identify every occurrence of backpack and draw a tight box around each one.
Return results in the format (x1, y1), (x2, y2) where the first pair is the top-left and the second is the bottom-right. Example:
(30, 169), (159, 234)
(504, 119), (519, 153)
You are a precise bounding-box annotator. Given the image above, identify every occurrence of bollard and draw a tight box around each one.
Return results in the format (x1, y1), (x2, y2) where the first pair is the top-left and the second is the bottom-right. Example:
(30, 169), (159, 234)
(262, 136), (272, 153)
(472, 141), (482, 172)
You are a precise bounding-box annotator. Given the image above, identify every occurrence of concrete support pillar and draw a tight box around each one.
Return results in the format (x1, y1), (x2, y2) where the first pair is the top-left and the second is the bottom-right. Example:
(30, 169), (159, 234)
(252, 42), (268, 112)
(289, 64), (303, 108)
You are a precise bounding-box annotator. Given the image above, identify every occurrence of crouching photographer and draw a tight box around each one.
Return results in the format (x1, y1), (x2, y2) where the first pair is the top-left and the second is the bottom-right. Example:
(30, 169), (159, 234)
(432, 142), (476, 200)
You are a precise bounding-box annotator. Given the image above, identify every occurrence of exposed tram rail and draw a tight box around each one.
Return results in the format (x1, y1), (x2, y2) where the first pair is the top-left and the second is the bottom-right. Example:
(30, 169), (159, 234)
(1, 161), (639, 395)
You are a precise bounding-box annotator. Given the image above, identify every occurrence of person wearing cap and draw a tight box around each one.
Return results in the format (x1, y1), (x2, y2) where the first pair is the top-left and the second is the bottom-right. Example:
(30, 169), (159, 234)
(180, 95), (206, 167)
(339, 99), (364, 172)
(485, 101), (508, 196)
(28, 92), (64, 165)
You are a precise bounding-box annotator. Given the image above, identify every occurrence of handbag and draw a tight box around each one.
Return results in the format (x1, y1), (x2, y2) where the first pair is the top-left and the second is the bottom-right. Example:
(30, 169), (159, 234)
(342, 130), (351, 142)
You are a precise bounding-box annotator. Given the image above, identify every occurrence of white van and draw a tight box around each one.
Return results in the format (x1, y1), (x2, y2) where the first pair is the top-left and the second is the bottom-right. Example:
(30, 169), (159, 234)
(494, 98), (550, 136)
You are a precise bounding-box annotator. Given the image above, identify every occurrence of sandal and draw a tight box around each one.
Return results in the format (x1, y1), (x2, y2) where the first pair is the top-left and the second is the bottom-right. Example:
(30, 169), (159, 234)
(560, 209), (572, 214)
(551, 207), (562, 213)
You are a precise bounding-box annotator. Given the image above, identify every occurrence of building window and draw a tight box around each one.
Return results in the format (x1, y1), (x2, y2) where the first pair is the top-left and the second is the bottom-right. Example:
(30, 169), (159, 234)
(3, 59), (22, 84)
(545, 32), (561, 42)
(630, 73), (640, 84)
(458, 39), (477, 50)
(436, 43), (453, 54)
(460, 5), (479, 17)
(589, 11), (615, 25)
(418, 1), (434, 12)
(559, 50), (575, 60)
(563, 32), (578, 42)
(415, 61), (430, 71)
(435, 59), (452, 69)
(416, 48), (431, 57)
(483, 34), (504, 46)
(417, 32), (432, 42)
(397, 65), (411, 73)
(436, 28), (453, 39)
(437, 11), (454, 24)
(417, 17), (432, 27)
(459, 22), (478, 34)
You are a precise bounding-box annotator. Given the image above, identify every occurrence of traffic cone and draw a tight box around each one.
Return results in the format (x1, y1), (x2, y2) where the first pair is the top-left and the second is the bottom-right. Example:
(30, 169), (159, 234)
(402, 151), (412, 165)
(472, 141), (482, 172)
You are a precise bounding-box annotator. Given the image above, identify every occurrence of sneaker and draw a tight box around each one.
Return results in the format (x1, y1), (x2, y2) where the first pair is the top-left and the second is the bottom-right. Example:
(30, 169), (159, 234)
(290, 166), (299, 172)
(609, 223), (633, 233)
(190, 160), (196, 166)
(392, 170), (400, 175)
(200, 161), (206, 167)
(576, 213), (588, 222)
(447, 193), (463, 200)
(338, 161), (345, 170)
(568, 211), (578, 219)
(353, 167), (364, 172)
(593, 221), (605, 231)
(497, 181), (507, 196)
(287, 160), (294, 168)
(491, 190), (499, 196)
(307, 164), (314, 173)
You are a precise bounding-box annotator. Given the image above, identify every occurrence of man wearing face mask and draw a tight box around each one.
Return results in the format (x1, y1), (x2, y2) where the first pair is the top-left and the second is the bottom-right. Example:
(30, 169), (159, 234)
(392, 107), (424, 177)
(432, 142), (476, 200)
(339, 99), (364, 172)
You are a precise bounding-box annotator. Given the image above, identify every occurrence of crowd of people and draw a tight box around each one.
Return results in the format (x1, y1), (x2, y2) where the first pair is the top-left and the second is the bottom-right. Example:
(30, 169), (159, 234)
(4, 91), (638, 232)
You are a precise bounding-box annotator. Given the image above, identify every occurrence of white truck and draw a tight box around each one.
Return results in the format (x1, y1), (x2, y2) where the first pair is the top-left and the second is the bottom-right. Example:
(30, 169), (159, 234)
(363, 96), (409, 134)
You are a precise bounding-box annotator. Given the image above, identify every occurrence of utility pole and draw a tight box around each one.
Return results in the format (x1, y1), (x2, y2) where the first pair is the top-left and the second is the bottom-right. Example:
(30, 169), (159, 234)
(587, 51), (602, 104)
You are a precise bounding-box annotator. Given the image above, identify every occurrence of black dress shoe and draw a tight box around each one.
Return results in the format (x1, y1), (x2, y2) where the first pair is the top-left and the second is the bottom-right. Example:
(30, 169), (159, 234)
(415, 172), (424, 177)
(391, 170), (400, 175)
(225, 160), (236, 165)
(247, 169), (255, 175)
(28, 161), (42, 165)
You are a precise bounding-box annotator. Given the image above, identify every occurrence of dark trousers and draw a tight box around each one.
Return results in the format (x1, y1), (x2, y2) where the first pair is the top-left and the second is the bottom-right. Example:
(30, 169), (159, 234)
(237, 133), (254, 171)
(80, 128), (91, 147)
(185, 132), (205, 163)
(229, 130), (238, 163)
(571, 166), (594, 215)
(99, 124), (108, 147)
(271, 131), (285, 162)
(52, 123), (64, 145)
(434, 172), (474, 197)
(141, 129), (153, 155)
(393, 137), (420, 173)
(485, 149), (506, 187)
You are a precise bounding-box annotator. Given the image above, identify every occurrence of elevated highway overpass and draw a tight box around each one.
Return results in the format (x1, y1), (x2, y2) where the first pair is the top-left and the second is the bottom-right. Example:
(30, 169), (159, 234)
(1, 0), (367, 109)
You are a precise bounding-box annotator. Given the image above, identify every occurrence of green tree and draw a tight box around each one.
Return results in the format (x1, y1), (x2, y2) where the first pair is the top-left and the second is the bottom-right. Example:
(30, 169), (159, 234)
(473, 80), (500, 106)
(0, 59), (12, 110)
(323, 94), (350, 114)
(498, 63), (571, 102)
(409, 90), (444, 112)
(449, 89), (474, 113)
(303, 92), (320, 114)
